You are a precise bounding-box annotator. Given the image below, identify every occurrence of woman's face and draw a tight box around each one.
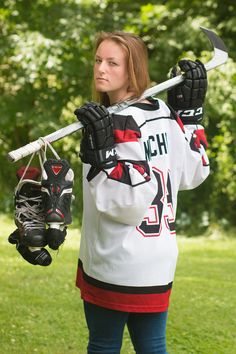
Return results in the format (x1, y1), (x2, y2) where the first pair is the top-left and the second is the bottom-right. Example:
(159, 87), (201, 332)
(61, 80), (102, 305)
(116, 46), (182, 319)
(94, 39), (131, 104)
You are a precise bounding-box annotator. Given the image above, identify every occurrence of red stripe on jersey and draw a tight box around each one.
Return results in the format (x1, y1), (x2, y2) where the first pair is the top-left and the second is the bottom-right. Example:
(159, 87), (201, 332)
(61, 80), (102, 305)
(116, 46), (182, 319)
(114, 129), (141, 143)
(202, 155), (208, 166)
(133, 163), (151, 181)
(109, 162), (124, 180)
(76, 266), (171, 313)
(194, 129), (208, 149)
(176, 116), (185, 132)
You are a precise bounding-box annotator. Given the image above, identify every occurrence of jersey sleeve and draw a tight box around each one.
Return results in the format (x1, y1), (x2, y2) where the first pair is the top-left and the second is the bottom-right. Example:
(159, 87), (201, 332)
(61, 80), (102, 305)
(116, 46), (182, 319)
(84, 113), (158, 226)
(177, 118), (210, 190)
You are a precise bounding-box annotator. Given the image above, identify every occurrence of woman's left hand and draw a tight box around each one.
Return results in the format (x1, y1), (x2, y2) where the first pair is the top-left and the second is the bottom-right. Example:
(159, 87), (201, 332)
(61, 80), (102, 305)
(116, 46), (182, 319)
(167, 59), (207, 124)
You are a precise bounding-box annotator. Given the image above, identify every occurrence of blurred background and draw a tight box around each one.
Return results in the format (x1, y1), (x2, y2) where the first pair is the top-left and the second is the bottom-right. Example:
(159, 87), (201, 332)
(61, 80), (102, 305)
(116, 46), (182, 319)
(1, 0), (236, 235)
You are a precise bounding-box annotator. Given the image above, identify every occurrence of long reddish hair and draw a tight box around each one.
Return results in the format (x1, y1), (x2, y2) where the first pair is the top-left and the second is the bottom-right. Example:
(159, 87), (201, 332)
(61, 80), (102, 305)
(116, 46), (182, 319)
(92, 31), (150, 106)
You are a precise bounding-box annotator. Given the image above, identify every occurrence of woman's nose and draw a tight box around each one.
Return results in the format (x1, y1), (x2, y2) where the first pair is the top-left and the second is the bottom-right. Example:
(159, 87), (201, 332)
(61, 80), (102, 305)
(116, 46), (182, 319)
(98, 61), (107, 73)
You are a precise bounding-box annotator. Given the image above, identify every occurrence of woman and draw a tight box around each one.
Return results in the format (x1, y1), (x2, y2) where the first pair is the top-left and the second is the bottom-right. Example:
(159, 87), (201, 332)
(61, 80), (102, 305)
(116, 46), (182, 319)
(74, 31), (209, 354)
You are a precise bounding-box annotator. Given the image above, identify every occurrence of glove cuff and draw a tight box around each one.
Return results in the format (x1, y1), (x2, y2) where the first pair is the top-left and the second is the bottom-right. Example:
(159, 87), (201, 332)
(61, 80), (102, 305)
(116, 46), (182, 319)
(97, 147), (117, 169)
(80, 146), (117, 169)
(177, 107), (204, 124)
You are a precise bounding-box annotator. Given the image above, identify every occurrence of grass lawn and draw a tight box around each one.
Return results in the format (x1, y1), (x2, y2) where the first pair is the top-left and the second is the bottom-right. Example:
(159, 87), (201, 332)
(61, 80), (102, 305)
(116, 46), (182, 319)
(1, 214), (236, 354)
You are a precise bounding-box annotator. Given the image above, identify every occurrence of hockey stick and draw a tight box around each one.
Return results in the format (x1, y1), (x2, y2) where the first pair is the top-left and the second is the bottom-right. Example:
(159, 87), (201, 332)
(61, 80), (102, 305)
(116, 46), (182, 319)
(8, 26), (228, 163)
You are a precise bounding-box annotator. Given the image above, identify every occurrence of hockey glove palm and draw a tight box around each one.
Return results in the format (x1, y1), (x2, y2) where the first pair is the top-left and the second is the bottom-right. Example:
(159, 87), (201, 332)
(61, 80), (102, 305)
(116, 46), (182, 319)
(167, 59), (207, 124)
(74, 102), (117, 169)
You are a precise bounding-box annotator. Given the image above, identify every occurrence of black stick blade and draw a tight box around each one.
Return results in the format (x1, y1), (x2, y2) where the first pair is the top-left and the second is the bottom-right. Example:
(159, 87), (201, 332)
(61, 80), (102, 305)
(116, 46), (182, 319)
(200, 26), (228, 53)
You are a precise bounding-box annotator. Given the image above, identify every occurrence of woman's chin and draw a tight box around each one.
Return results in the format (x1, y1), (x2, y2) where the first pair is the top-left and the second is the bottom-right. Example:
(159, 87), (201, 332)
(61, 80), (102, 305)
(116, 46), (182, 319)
(95, 84), (108, 93)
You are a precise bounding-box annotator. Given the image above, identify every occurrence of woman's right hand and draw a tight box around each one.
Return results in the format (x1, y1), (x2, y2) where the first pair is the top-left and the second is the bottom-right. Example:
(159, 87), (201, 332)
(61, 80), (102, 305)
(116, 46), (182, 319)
(74, 102), (117, 169)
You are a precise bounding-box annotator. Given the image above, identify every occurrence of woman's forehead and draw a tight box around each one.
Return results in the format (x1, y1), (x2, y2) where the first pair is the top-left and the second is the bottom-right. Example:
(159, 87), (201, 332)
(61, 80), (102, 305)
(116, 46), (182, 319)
(96, 39), (126, 59)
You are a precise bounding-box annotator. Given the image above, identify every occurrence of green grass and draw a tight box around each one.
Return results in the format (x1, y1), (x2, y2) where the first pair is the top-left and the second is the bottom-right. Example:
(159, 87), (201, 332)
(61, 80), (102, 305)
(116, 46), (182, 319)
(1, 214), (236, 354)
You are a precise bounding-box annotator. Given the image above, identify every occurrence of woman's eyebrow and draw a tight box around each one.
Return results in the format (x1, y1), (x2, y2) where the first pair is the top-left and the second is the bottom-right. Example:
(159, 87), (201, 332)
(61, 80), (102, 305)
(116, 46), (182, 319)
(95, 54), (117, 60)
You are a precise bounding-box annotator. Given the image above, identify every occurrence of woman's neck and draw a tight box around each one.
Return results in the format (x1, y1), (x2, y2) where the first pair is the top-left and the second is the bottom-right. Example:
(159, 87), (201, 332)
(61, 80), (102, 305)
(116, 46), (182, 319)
(108, 92), (135, 105)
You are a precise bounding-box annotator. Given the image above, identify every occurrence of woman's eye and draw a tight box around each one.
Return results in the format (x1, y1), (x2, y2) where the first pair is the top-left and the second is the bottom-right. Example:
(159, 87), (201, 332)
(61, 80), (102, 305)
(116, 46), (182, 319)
(109, 61), (118, 66)
(95, 58), (102, 64)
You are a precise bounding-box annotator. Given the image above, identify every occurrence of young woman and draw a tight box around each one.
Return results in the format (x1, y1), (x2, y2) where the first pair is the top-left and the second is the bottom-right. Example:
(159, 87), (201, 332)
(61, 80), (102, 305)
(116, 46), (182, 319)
(74, 31), (209, 354)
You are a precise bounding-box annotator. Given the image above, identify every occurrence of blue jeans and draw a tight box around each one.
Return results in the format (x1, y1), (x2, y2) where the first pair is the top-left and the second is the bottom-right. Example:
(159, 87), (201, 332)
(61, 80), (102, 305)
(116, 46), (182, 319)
(83, 301), (168, 354)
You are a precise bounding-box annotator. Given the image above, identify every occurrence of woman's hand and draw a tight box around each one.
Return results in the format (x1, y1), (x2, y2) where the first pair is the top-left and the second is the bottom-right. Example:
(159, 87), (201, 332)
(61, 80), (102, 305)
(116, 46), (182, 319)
(167, 59), (207, 124)
(74, 102), (117, 169)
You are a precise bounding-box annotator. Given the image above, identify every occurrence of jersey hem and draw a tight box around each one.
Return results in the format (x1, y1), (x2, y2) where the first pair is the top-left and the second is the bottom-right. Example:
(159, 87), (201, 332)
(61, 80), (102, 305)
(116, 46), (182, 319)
(76, 262), (172, 313)
(79, 293), (169, 313)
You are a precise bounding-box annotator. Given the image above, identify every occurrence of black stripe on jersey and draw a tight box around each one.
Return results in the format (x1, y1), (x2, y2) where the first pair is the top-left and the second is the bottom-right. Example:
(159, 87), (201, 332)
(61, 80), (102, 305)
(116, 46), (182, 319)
(189, 137), (210, 167)
(113, 114), (141, 132)
(190, 136), (200, 153)
(87, 166), (101, 182)
(146, 115), (175, 123)
(139, 116), (175, 129)
(78, 259), (173, 295)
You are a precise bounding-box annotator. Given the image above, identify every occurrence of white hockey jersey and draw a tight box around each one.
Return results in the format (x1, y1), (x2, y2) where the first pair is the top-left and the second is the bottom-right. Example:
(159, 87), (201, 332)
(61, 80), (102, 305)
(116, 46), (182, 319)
(76, 98), (210, 312)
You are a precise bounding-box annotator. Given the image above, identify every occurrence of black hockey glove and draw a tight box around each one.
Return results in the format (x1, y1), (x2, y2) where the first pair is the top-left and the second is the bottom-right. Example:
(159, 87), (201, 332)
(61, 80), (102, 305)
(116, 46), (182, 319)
(74, 102), (117, 169)
(167, 59), (207, 124)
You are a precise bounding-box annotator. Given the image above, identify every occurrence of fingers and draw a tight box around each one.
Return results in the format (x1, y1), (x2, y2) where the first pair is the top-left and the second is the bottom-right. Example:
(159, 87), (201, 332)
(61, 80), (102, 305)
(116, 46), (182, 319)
(74, 102), (109, 125)
(195, 61), (207, 79)
(170, 65), (179, 78)
(167, 58), (208, 116)
(178, 59), (207, 80)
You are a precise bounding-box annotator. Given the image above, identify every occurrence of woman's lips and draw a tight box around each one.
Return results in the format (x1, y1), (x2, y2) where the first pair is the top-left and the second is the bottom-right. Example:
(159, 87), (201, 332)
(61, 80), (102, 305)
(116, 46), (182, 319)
(96, 77), (108, 82)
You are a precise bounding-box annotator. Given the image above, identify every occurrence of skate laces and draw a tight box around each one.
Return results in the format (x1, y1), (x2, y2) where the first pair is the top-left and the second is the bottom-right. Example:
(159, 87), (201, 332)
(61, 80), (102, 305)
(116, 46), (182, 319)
(15, 152), (45, 232)
(15, 180), (45, 232)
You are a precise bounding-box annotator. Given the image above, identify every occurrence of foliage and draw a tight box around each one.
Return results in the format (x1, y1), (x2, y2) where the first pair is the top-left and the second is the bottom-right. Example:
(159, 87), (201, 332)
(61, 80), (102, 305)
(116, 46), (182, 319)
(1, 215), (236, 353)
(0, 0), (235, 231)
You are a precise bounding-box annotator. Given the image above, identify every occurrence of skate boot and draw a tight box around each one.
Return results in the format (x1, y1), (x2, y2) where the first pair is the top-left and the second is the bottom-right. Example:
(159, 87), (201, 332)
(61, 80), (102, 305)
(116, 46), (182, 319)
(8, 166), (52, 266)
(41, 159), (74, 250)
(9, 229), (51, 266)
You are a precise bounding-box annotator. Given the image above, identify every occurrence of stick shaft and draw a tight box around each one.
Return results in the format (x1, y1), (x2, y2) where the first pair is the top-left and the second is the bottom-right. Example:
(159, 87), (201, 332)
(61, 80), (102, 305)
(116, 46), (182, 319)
(7, 76), (183, 163)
